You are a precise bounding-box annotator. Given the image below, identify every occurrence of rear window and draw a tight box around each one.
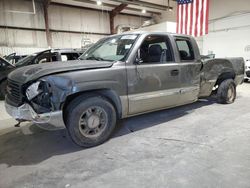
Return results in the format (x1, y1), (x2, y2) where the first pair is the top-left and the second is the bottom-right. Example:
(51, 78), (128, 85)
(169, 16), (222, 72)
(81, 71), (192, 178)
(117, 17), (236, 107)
(176, 38), (195, 61)
(139, 35), (173, 63)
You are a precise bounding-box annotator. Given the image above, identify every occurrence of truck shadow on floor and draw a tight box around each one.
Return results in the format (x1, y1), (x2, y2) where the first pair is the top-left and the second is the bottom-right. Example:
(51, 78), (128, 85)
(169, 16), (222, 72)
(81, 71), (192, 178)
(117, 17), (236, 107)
(114, 98), (216, 137)
(0, 98), (216, 166)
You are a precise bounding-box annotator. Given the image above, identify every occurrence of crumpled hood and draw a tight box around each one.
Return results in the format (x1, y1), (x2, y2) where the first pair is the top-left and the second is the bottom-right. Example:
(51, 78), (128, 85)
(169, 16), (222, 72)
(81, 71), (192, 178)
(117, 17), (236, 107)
(8, 60), (114, 84)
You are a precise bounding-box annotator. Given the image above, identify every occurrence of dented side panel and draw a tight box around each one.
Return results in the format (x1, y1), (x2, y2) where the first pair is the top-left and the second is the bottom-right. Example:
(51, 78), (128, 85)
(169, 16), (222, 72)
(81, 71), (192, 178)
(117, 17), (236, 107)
(199, 57), (245, 97)
(178, 62), (202, 104)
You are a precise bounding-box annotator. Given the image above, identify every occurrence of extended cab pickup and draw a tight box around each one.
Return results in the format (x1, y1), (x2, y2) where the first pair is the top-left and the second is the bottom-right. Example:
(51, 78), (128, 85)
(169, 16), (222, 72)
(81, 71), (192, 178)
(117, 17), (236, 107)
(5, 32), (245, 147)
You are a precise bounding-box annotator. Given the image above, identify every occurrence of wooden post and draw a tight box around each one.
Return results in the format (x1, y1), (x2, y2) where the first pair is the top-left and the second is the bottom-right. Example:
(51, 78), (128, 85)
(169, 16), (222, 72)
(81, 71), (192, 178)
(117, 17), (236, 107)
(44, 0), (52, 47)
(109, 3), (128, 34)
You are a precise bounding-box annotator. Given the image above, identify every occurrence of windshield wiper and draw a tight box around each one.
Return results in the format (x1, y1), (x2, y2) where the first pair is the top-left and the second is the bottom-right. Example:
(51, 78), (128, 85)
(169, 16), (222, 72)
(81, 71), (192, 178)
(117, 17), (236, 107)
(86, 56), (105, 61)
(79, 56), (114, 62)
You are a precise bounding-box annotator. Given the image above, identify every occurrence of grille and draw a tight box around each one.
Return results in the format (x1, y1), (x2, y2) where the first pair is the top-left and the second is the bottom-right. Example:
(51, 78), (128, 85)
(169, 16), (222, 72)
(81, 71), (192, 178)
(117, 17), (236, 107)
(7, 79), (23, 105)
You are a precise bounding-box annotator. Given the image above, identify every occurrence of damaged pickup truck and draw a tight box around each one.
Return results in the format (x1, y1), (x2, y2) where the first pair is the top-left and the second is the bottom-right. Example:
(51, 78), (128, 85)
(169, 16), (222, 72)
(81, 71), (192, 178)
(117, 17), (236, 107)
(5, 32), (244, 147)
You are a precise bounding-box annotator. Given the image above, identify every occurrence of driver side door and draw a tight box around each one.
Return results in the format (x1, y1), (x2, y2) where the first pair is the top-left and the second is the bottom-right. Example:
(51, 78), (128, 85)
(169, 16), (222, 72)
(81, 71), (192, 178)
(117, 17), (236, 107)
(126, 35), (181, 115)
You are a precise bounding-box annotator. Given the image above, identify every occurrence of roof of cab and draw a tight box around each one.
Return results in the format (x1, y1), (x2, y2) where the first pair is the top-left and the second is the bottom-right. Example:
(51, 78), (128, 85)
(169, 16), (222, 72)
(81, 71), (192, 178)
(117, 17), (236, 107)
(108, 31), (192, 38)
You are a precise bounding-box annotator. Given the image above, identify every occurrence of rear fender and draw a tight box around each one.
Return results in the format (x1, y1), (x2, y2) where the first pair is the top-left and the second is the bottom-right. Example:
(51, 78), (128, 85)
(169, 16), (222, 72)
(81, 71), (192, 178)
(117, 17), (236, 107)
(199, 59), (235, 97)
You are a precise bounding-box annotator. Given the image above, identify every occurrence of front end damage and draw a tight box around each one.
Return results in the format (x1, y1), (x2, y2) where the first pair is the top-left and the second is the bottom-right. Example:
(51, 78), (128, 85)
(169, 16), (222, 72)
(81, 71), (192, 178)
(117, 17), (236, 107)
(5, 102), (64, 130)
(5, 75), (74, 130)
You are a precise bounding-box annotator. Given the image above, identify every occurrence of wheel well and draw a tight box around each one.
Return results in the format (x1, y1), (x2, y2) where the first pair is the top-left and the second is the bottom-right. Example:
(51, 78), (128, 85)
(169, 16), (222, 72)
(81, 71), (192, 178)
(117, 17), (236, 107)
(215, 72), (236, 87)
(62, 89), (122, 124)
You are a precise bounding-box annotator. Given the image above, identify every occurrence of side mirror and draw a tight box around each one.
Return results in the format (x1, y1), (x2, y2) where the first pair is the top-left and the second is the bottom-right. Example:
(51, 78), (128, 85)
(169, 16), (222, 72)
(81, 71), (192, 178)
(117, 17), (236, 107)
(135, 49), (143, 64)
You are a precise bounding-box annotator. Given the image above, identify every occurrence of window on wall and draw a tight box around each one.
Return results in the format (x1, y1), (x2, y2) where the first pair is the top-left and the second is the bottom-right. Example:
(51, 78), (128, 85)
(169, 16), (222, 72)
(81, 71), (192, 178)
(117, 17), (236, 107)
(139, 35), (173, 63)
(176, 38), (195, 61)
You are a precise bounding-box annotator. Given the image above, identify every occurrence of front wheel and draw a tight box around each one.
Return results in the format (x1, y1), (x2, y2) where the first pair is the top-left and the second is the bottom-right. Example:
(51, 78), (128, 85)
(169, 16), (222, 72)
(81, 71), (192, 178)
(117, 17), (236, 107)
(66, 96), (117, 147)
(217, 79), (236, 104)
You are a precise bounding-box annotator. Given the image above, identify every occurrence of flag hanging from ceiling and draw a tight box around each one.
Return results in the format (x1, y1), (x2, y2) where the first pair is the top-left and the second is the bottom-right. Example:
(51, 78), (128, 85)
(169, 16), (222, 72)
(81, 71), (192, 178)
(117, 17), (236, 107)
(176, 0), (209, 37)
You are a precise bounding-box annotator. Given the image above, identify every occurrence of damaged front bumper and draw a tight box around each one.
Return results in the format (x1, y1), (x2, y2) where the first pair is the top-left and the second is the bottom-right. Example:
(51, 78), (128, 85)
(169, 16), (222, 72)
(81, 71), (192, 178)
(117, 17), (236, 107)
(5, 102), (65, 130)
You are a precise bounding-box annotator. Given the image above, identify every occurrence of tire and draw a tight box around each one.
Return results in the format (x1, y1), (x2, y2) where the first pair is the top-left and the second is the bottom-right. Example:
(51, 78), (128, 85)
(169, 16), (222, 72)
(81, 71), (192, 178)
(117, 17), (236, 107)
(66, 95), (117, 147)
(217, 79), (236, 104)
(244, 78), (249, 82)
(0, 80), (7, 100)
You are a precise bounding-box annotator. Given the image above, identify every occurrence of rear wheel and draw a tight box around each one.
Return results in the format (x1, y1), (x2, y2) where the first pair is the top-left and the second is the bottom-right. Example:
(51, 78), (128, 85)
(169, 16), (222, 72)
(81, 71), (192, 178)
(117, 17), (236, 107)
(217, 79), (236, 104)
(0, 80), (7, 100)
(66, 96), (117, 147)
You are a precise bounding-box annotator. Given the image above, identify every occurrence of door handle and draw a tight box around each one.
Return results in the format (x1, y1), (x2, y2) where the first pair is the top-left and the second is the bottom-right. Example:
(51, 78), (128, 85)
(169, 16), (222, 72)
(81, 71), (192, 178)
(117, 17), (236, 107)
(171, 69), (179, 76)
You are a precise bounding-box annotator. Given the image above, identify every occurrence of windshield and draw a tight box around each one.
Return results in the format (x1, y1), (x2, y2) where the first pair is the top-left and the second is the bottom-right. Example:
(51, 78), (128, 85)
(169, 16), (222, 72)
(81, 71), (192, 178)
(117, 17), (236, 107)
(79, 34), (138, 62)
(15, 53), (37, 67)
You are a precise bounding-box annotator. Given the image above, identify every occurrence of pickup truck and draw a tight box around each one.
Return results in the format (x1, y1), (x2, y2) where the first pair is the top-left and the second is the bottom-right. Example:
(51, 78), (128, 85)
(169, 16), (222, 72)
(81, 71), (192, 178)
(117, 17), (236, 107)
(5, 32), (244, 147)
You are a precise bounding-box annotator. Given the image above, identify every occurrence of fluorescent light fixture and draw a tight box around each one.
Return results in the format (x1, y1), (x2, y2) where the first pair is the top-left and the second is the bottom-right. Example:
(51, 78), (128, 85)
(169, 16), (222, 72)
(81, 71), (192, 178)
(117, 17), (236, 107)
(96, 0), (102, 6)
(141, 9), (146, 14)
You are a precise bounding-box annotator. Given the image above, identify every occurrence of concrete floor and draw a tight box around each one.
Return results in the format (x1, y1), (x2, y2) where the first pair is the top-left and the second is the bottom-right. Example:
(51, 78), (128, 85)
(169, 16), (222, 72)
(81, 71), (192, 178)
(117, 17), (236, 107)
(0, 84), (250, 188)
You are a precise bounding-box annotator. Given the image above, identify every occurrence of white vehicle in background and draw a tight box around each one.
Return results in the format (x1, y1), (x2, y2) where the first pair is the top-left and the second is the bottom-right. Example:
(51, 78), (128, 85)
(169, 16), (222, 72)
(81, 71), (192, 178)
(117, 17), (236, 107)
(244, 59), (250, 82)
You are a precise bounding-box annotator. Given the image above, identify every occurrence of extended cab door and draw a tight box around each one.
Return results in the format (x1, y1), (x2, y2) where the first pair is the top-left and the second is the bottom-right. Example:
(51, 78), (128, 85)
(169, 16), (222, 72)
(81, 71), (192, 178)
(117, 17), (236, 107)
(126, 34), (181, 115)
(174, 36), (202, 104)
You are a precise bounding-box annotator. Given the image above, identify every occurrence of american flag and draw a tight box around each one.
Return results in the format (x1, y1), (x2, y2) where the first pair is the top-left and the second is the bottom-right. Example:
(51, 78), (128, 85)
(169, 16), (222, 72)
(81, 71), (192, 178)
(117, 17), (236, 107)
(176, 0), (209, 37)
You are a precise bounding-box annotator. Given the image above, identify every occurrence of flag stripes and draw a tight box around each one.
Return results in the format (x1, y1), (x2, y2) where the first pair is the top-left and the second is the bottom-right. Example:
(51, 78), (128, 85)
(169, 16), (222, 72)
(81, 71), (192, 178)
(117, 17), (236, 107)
(177, 0), (209, 37)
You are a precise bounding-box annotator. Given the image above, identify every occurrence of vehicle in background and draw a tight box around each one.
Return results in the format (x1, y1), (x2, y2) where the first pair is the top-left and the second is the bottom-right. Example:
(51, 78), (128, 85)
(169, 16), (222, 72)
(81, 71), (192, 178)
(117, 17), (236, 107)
(244, 59), (250, 82)
(0, 57), (15, 99)
(5, 32), (244, 147)
(4, 53), (27, 65)
(0, 48), (83, 99)
(0, 56), (14, 68)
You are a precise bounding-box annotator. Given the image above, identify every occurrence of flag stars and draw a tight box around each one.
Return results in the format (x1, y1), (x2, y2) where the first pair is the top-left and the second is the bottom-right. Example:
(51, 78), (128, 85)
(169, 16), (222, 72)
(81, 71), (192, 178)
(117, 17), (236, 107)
(177, 0), (193, 4)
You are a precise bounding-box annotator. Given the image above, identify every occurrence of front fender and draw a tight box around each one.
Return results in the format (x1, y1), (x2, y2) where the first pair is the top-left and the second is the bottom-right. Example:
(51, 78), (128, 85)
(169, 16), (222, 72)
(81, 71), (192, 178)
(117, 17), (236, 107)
(42, 75), (124, 116)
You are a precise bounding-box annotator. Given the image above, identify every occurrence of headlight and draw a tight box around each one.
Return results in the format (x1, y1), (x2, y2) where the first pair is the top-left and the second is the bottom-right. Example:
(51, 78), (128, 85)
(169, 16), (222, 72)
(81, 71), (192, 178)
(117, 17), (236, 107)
(26, 81), (42, 100)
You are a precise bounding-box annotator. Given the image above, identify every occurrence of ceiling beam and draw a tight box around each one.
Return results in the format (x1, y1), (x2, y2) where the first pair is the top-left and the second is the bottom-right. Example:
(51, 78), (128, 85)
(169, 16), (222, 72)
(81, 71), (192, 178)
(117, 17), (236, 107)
(110, 3), (128, 16)
(73, 0), (161, 14)
(108, 0), (170, 11)
(50, 1), (158, 18)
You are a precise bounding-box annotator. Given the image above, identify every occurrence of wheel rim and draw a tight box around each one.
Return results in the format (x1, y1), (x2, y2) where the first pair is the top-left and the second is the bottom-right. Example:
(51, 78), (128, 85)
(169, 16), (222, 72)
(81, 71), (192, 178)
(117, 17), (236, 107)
(78, 106), (108, 138)
(227, 84), (235, 102)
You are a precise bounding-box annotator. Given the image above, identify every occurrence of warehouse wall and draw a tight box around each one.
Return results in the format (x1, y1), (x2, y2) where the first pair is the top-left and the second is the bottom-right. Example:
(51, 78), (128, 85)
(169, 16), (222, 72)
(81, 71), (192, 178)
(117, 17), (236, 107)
(157, 1), (177, 23)
(0, 0), (146, 56)
(0, 0), (46, 55)
(201, 0), (250, 60)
